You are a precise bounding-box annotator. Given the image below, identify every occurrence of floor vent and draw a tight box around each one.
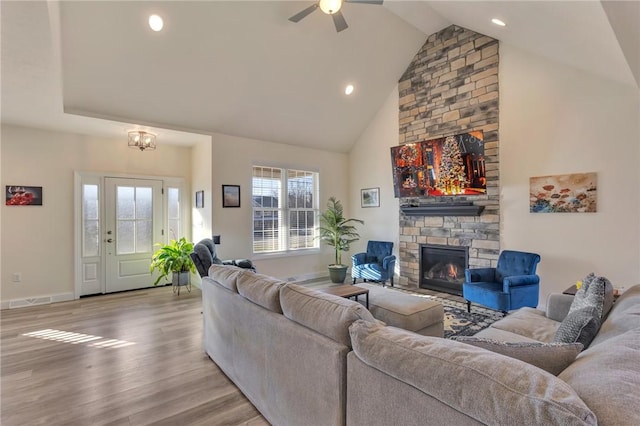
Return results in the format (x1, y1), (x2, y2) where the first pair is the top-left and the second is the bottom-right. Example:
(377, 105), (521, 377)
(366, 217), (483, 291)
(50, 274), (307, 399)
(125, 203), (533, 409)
(9, 296), (52, 309)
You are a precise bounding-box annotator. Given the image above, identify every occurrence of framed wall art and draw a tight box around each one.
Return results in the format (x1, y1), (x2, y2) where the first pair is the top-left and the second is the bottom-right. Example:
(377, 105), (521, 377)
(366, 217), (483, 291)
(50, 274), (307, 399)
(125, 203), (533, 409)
(530, 172), (597, 213)
(5, 185), (43, 206)
(195, 190), (204, 208)
(361, 187), (380, 208)
(222, 185), (241, 208)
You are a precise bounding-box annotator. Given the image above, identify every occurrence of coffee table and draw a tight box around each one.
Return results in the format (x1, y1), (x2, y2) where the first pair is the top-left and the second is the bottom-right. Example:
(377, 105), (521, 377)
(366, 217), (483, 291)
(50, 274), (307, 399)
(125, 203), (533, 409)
(321, 285), (369, 308)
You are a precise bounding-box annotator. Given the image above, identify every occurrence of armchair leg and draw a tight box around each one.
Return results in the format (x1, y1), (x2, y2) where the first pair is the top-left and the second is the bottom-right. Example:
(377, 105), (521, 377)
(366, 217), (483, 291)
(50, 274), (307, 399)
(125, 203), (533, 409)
(390, 276), (394, 287)
(352, 278), (356, 284)
(466, 301), (471, 313)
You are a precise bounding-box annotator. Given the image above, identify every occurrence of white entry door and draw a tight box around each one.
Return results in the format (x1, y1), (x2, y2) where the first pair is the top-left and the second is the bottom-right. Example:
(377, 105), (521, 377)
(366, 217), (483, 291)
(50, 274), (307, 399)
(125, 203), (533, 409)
(105, 177), (164, 293)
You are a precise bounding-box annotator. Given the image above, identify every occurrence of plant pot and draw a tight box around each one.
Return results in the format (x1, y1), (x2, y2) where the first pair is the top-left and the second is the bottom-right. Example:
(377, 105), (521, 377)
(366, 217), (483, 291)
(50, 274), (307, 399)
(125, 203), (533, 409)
(328, 265), (348, 284)
(172, 271), (190, 286)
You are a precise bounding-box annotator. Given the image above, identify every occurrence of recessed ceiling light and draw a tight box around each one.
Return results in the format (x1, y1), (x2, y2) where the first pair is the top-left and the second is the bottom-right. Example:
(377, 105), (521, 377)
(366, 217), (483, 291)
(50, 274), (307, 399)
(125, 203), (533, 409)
(491, 18), (506, 27)
(345, 84), (354, 95)
(149, 14), (164, 32)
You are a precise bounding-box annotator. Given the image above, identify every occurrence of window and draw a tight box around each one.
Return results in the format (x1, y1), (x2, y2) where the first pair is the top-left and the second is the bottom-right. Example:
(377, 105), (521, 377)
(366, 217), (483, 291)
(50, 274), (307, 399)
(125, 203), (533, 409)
(166, 187), (182, 240)
(252, 166), (319, 254)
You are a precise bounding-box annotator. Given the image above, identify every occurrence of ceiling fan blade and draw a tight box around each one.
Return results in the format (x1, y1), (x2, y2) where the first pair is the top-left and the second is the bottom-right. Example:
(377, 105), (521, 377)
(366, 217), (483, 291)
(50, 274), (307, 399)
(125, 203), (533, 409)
(289, 3), (319, 23)
(345, 0), (384, 4)
(332, 11), (348, 32)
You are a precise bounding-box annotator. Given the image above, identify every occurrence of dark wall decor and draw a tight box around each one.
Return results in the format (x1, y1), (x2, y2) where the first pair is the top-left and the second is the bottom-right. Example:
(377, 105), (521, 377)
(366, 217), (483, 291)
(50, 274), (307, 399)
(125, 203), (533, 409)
(5, 186), (43, 206)
(195, 190), (204, 208)
(222, 185), (240, 208)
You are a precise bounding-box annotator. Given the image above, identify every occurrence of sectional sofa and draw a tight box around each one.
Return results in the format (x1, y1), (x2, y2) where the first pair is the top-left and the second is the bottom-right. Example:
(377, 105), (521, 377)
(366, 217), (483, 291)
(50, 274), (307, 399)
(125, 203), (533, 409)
(202, 264), (640, 426)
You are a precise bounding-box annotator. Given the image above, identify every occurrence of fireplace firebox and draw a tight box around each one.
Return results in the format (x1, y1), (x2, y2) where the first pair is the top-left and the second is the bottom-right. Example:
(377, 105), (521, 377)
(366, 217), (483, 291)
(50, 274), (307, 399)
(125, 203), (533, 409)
(420, 244), (468, 296)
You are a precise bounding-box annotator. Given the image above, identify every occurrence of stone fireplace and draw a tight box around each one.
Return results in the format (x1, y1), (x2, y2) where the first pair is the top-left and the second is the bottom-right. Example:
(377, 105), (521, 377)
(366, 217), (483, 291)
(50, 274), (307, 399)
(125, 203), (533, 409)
(396, 25), (501, 290)
(420, 244), (468, 295)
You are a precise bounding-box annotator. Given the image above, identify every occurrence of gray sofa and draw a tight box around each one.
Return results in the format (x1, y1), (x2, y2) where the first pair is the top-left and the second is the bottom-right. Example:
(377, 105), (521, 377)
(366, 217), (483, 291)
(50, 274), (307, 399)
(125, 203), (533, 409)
(201, 265), (378, 426)
(347, 284), (640, 426)
(202, 265), (640, 426)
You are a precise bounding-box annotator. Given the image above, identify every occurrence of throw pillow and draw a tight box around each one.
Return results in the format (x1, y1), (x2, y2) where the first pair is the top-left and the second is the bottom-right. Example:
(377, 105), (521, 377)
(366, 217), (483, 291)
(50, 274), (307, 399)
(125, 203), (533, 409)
(553, 305), (601, 348)
(452, 337), (583, 375)
(569, 273), (613, 319)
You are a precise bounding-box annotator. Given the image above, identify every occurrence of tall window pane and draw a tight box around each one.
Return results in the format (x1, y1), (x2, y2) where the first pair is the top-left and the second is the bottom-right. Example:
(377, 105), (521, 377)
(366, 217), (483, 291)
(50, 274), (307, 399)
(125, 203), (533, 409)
(82, 184), (99, 257)
(167, 187), (181, 240)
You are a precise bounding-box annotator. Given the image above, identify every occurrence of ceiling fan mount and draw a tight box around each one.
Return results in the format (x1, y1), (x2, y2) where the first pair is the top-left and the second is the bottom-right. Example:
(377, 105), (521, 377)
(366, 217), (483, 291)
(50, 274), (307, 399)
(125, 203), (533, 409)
(289, 0), (384, 33)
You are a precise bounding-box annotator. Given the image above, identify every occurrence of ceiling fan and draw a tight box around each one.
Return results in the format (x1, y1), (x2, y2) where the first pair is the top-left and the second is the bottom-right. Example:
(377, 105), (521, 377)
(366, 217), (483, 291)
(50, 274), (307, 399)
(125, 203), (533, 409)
(289, 0), (384, 33)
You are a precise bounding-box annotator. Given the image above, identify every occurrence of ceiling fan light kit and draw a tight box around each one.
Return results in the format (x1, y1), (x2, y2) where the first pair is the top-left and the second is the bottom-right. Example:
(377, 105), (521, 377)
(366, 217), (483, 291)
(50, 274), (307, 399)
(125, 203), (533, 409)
(289, 0), (383, 33)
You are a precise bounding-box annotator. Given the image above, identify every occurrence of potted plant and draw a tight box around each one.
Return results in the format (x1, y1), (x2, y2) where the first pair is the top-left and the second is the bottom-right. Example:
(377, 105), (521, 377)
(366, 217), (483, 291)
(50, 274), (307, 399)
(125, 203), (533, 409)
(150, 237), (196, 287)
(319, 196), (364, 283)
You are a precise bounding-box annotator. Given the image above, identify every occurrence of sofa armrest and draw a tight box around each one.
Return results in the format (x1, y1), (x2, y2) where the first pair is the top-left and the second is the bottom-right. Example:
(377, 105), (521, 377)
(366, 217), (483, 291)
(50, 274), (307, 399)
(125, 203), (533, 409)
(352, 252), (366, 266)
(546, 293), (575, 322)
(465, 267), (495, 282)
(382, 255), (396, 270)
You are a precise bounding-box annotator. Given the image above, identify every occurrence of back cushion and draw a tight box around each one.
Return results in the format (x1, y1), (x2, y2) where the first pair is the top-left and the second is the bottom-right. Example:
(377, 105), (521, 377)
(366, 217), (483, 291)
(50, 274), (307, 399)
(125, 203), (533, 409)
(280, 284), (376, 347)
(495, 250), (539, 282)
(207, 264), (248, 292)
(236, 272), (286, 313)
(350, 320), (595, 425)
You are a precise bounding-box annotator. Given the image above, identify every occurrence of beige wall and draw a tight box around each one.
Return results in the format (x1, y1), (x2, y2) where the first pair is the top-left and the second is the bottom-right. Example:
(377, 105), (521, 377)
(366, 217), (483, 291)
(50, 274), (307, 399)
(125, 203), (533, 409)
(347, 44), (640, 305)
(209, 132), (349, 281)
(500, 44), (640, 300)
(191, 138), (213, 243)
(348, 87), (400, 260)
(0, 125), (192, 306)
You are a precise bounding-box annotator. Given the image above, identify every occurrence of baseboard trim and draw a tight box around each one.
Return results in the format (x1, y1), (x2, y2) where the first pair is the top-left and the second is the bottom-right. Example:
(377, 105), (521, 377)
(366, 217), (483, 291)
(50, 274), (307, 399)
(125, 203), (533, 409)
(2, 292), (75, 310)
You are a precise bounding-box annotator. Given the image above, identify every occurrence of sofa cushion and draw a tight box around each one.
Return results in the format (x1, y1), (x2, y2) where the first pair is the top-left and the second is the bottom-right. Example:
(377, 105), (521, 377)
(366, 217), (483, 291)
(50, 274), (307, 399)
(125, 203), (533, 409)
(207, 264), (248, 292)
(559, 328), (640, 426)
(236, 272), (286, 313)
(553, 306), (600, 348)
(452, 337), (583, 375)
(489, 307), (560, 343)
(349, 320), (596, 425)
(280, 284), (376, 347)
(590, 284), (640, 346)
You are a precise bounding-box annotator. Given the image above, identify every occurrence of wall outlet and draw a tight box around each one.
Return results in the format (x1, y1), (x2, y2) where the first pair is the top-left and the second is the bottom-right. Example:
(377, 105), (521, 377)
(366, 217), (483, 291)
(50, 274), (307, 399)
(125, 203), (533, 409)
(12, 273), (22, 283)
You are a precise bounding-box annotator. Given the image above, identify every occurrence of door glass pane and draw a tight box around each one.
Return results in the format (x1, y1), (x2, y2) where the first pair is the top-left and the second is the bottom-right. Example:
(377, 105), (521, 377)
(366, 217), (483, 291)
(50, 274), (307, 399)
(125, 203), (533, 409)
(136, 187), (152, 219)
(117, 221), (135, 254)
(82, 184), (99, 257)
(117, 187), (135, 219)
(136, 219), (152, 253)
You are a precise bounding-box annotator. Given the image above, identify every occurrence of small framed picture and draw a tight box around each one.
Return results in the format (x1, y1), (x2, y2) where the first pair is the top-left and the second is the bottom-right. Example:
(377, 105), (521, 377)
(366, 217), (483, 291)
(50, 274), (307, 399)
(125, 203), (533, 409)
(6, 185), (43, 206)
(361, 187), (380, 208)
(195, 190), (204, 208)
(222, 185), (241, 208)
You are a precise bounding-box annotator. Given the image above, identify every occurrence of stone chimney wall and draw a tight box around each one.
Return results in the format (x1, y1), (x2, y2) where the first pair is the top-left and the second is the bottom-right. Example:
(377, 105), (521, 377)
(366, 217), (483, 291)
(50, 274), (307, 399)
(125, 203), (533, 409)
(397, 25), (500, 289)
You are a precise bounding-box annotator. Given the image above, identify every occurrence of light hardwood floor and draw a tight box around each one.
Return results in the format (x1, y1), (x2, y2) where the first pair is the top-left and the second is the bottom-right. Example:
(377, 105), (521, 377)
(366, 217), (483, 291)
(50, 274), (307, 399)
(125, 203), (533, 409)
(1, 287), (268, 426)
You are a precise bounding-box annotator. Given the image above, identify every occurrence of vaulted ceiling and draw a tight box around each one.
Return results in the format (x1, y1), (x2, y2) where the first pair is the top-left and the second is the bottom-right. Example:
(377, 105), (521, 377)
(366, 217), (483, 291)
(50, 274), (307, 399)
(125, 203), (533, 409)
(2, 1), (638, 153)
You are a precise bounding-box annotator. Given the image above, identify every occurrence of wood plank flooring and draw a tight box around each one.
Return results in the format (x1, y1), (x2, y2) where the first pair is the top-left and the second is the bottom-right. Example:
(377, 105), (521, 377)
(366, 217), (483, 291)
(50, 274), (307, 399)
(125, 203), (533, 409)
(1, 287), (268, 426)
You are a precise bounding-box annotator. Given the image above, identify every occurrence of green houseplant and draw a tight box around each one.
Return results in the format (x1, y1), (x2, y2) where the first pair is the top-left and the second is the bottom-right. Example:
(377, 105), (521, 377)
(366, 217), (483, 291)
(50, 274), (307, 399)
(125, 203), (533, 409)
(319, 196), (364, 283)
(150, 237), (196, 287)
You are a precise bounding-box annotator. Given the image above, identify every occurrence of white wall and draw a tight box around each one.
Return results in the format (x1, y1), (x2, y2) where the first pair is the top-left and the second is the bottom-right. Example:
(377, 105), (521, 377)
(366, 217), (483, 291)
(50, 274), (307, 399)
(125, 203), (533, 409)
(191, 138), (213, 243)
(1, 125), (193, 304)
(348, 87), (400, 258)
(210, 132), (350, 280)
(500, 44), (640, 301)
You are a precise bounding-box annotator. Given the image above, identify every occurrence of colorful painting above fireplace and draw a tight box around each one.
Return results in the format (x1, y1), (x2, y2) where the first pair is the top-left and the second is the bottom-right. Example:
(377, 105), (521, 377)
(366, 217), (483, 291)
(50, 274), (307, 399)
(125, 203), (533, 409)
(529, 172), (597, 213)
(390, 131), (486, 198)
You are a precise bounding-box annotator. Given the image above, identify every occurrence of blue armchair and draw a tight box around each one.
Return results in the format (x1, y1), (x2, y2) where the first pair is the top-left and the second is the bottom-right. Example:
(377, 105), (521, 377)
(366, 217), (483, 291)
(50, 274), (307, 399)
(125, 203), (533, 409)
(463, 250), (541, 314)
(352, 241), (396, 287)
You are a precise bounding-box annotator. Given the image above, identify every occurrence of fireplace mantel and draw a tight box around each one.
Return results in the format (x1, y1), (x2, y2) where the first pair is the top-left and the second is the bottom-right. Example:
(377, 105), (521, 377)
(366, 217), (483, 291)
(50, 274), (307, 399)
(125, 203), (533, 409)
(401, 203), (485, 217)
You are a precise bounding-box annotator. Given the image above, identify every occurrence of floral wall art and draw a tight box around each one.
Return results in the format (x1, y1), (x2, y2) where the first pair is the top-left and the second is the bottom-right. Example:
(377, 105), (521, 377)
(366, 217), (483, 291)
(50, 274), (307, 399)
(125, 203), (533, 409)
(529, 173), (597, 213)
